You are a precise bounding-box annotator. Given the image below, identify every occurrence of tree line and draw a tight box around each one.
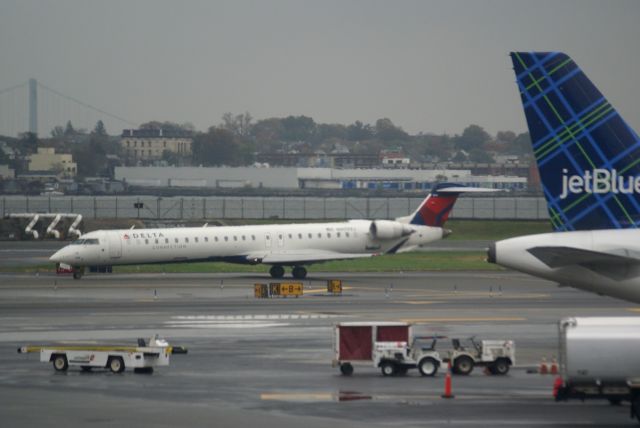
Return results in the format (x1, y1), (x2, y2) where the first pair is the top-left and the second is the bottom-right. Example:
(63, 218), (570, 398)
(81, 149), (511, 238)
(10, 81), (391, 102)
(1, 115), (532, 178)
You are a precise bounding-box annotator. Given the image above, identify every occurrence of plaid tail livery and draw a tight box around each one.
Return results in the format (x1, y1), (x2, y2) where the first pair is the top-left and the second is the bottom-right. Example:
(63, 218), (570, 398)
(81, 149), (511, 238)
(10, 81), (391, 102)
(511, 52), (640, 231)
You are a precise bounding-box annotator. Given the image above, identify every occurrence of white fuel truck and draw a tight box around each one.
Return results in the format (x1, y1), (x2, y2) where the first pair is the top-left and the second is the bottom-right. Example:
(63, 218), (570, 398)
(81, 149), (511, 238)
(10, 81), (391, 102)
(554, 317), (640, 423)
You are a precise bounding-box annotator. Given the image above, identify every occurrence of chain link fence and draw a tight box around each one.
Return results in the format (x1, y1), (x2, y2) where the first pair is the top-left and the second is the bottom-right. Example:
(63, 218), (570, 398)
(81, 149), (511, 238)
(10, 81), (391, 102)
(1, 195), (549, 221)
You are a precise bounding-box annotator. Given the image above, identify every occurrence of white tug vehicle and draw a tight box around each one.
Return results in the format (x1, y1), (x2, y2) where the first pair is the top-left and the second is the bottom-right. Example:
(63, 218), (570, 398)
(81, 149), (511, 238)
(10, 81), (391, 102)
(18, 335), (187, 374)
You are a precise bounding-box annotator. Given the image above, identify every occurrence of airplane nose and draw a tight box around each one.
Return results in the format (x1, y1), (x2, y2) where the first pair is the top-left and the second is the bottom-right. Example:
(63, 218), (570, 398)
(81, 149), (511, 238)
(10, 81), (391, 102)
(50, 249), (65, 263)
(442, 228), (452, 239)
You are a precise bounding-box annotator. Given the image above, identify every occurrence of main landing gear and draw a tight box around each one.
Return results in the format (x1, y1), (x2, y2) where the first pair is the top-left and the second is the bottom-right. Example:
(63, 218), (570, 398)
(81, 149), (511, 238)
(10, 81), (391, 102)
(292, 266), (307, 279)
(269, 265), (285, 278)
(269, 265), (307, 279)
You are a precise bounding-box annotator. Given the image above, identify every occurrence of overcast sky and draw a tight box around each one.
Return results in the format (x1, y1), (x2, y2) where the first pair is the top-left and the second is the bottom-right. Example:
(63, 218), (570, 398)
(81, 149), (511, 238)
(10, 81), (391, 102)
(1, 0), (639, 137)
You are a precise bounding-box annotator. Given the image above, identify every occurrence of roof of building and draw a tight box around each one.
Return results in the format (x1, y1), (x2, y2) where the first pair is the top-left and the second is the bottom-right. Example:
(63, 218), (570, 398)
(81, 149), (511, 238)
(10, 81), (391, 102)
(121, 129), (193, 139)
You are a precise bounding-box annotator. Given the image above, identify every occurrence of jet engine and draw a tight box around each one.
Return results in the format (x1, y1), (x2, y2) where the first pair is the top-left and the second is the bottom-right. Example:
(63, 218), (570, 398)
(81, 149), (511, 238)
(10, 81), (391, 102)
(369, 220), (414, 240)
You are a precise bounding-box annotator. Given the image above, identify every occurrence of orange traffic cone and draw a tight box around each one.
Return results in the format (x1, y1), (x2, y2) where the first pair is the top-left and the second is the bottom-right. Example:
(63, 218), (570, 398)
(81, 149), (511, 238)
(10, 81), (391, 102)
(550, 357), (558, 375)
(539, 357), (548, 375)
(442, 361), (455, 399)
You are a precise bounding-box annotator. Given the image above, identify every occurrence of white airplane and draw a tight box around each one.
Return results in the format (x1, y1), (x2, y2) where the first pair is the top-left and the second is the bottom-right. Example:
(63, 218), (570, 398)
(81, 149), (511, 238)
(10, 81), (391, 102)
(51, 184), (491, 279)
(488, 52), (640, 303)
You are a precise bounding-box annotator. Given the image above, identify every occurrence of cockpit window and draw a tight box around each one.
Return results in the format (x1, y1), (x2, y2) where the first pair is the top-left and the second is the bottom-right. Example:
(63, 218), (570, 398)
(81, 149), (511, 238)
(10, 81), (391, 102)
(70, 238), (98, 245)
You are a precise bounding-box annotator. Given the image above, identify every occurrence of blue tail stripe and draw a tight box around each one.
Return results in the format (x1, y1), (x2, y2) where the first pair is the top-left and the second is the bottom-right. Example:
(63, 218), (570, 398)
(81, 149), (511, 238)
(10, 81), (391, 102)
(537, 110), (625, 230)
(537, 110), (617, 168)
(511, 51), (640, 231)
(530, 97), (606, 151)
(521, 67), (582, 111)
(530, 53), (610, 171)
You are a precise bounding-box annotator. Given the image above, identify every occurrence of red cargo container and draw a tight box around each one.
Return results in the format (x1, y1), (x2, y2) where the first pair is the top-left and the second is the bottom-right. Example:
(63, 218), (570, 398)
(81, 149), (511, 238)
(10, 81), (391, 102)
(333, 322), (411, 376)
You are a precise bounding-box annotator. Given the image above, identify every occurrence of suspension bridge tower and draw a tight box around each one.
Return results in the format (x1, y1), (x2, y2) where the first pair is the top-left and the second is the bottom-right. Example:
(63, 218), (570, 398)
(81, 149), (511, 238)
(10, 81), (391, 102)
(28, 78), (37, 135)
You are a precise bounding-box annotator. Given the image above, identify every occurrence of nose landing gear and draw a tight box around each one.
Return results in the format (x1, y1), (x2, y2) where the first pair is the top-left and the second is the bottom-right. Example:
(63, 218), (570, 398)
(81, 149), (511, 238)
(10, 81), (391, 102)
(72, 267), (84, 280)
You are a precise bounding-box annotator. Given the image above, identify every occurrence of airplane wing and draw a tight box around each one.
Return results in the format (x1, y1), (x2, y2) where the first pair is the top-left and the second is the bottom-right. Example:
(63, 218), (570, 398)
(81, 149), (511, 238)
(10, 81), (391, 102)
(527, 246), (640, 268)
(527, 246), (640, 280)
(243, 251), (376, 265)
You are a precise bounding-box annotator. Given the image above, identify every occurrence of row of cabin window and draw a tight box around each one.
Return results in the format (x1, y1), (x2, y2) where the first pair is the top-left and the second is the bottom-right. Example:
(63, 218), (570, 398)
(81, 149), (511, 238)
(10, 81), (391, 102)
(138, 231), (352, 245)
(284, 231), (351, 239)
(141, 235), (256, 245)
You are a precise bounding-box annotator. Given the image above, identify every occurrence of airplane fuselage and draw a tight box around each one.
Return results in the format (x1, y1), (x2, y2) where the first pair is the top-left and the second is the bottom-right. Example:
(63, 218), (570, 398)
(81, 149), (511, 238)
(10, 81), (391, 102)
(489, 229), (640, 303)
(51, 220), (445, 274)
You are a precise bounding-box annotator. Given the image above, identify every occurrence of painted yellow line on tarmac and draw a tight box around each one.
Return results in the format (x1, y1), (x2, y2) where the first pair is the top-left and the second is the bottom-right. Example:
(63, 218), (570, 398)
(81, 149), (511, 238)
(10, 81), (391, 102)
(404, 292), (550, 299)
(305, 286), (353, 294)
(398, 301), (436, 305)
(261, 391), (550, 402)
(626, 308), (640, 312)
(400, 317), (526, 323)
(261, 393), (334, 402)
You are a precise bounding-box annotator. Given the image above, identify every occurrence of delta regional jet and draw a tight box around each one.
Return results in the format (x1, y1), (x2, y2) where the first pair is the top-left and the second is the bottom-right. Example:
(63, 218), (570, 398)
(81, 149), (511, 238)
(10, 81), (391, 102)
(51, 184), (492, 279)
(488, 52), (640, 303)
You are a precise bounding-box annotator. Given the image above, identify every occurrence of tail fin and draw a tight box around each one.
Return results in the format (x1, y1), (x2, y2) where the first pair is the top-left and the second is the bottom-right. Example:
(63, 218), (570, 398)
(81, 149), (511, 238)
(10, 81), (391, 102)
(398, 183), (497, 227)
(511, 52), (640, 231)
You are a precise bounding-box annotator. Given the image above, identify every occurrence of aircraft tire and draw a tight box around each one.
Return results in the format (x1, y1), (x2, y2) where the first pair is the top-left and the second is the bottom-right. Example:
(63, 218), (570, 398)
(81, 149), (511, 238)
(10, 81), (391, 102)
(292, 266), (307, 279)
(269, 265), (285, 279)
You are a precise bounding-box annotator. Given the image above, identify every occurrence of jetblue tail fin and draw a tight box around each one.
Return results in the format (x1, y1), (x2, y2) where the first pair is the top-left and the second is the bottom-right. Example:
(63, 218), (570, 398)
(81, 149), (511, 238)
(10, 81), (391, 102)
(511, 52), (640, 231)
(397, 183), (499, 227)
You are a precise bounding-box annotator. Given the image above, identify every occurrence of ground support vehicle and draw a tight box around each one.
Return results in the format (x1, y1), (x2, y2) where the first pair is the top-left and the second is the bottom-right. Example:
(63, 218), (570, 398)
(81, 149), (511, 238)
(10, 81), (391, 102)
(447, 337), (515, 375)
(332, 322), (443, 377)
(553, 317), (640, 424)
(18, 335), (187, 374)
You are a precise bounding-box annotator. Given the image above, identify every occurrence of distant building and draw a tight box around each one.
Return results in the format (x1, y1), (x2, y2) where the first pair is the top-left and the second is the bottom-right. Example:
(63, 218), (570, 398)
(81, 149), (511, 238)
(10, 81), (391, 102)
(27, 147), (76, 178)
(115, 166), (528, 192)
(257, 152), (379, 168)
(0, 141), (17, 160)
(120, 129), (193, 163)
(380, 148), (410, 167)
(0, 164), (14, 179)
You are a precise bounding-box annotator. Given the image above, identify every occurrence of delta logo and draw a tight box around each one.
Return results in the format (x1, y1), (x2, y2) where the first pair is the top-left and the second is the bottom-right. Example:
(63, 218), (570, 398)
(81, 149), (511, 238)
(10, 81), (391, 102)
(560, 168), (640, 199)
(122, 232), (165, 239)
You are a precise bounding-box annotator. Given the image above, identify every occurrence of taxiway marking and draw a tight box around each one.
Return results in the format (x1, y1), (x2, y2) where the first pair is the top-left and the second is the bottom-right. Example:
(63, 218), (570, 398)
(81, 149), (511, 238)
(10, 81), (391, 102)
(400, 317), (526, 323)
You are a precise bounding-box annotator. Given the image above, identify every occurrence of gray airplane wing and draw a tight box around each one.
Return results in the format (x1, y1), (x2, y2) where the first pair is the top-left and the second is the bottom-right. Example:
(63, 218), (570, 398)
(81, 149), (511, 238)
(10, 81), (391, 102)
(527, 246), (640, 268)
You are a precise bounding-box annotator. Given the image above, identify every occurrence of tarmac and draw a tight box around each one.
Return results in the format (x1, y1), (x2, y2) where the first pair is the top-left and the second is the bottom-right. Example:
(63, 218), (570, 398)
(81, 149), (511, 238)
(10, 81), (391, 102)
(0, 267), (638, 427)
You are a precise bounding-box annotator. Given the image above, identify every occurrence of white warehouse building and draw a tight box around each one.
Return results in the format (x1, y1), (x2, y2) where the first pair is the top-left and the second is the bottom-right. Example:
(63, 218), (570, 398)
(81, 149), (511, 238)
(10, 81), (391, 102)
(115, 166), (527, 191)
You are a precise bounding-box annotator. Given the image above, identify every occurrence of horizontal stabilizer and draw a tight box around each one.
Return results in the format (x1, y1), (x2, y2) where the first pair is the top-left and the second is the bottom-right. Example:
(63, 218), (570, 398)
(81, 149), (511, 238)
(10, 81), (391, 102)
(435, 187), (502, 194)
(402, 183), (502, 227)
(527, 246), (640, 268)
